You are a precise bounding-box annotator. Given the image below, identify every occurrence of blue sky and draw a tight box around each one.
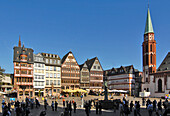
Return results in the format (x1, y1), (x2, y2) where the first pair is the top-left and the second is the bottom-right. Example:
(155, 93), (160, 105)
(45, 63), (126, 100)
(0, 0), (170, 73)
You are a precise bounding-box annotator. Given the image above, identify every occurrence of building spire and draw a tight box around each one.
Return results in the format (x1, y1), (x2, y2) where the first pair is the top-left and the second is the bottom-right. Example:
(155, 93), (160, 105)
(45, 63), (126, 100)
(144, 8), (154, 34)
(18, 35), (21, 47)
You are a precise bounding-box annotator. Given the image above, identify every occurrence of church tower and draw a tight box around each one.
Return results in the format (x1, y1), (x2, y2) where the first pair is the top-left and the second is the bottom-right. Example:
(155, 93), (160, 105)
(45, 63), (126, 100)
(142, 8), (156, 84)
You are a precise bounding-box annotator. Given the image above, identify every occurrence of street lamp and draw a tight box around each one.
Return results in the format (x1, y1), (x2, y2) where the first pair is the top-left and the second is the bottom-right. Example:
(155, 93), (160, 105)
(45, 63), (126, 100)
(104, 76), (108, 101)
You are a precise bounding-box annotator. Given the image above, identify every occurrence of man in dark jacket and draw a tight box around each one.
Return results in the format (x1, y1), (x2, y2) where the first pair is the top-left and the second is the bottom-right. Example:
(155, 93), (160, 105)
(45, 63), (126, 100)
(55, 101), (58, 111)
(73, 102), (77, 113)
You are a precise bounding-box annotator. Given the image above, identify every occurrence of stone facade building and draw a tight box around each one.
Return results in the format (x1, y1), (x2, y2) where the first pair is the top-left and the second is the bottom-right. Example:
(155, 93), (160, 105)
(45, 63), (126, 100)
(13, 38), (34, 98)
(41, 53), (61, 96)
(146, 52), (170, 97)
(61, 51), (80, 90)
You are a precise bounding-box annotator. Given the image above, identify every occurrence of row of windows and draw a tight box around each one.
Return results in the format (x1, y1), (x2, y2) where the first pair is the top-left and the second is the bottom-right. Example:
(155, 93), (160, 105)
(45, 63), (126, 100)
(82, 72), (89, 76)
(46, 66), (60, 71)
(34, 75), (44, 79)
(61, 80), (79, 83)
(46, 73), (60, 78)
(34, 69), (44, 73)
(90, 83), (102, 86)
(16, 77), (32, 82)
(44, 54), (59, 58)
(16, 63), (32, 67)
(90, 72), (103, 76)
(64, 62), (77, 66)
(46, 80), (60, 86)
(45, 59), (60, 64)
(34, 81), (44, 86)
(62, 68), (79, 72)
(90, 77), (102, 80)
(16, 70), (32, 75)
(93, 66), (101, 69)
(34, 63), (45, 68)
(34, 57), (43, 62)
(62, 73), (79, 77)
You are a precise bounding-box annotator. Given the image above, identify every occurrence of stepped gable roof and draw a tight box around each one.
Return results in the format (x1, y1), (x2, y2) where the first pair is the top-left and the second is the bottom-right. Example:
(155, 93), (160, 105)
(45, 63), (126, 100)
(85, 57), (97, 70)
(157, 52), (170, 72)
(61, 51), (72, 64)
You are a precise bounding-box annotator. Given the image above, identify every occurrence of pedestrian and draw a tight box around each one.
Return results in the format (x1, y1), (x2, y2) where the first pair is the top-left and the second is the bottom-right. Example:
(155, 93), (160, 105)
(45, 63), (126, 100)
(51, 101), (54, 111)
(119, 102), (124, 116)
(68, 101), (72, 116)
(136, 101), (141, 116)
(36, 98), (39, 108)
(99, 102), (102, 114)
(85, 103), (89, 116)
(73, 102), (77, 113)
(130, 101), (133, 112)
(157, 99), (162, 112)
(124, 102), (130, 116)
(153, 99), (157, 111)
(63, 98), (65, 107)
(147, 102), (153, 116)
(96, 102), (99, 114)
(44, 102), (47, 110)
(55, 101), (58, 111)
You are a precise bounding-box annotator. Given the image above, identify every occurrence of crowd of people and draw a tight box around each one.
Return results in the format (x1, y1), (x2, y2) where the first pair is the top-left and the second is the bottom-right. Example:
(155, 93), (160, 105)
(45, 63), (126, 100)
(2, 95), (170, 116)
(1, 96), (43, 116)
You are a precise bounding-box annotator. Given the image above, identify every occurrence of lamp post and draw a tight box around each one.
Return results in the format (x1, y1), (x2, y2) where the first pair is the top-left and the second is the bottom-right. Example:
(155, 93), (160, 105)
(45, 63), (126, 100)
(104, 76), (108, 101)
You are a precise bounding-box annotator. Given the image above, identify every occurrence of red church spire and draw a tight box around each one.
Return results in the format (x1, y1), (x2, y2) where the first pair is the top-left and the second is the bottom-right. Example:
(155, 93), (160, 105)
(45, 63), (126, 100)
(18, 35), (21, 47)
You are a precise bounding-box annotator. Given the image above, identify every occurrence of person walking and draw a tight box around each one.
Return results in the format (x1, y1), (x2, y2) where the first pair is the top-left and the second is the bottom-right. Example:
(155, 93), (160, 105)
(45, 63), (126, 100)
(73, 102), (77, 113)
(85, 103), (89, 116)
(147, 102), (153, 116)
(96, 102), (99, 114)
(63, 98), (65, 108)
(55, 100), (58, 111)
(99, 102), (102, 114)
(153, 99), (157, 111)
(51, 101), (54, 111)
(130, 101), (133, 112)
(136, 101), (141, 116)
(68, 101), (72, 116)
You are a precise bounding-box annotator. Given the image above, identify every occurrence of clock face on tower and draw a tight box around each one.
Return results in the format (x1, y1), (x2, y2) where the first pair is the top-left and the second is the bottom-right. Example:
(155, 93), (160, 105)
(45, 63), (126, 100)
(149, 34), (153, 40)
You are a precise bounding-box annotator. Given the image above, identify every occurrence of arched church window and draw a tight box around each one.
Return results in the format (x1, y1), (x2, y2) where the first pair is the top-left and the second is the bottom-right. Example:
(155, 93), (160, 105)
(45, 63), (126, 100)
(150, 55), (153, 64)
(146, 44), (148, 52)
(150, 44), (152, 51)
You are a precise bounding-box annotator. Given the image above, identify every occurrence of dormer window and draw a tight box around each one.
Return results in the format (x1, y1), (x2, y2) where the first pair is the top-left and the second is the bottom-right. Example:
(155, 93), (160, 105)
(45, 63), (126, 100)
(20, 55), (27, 61)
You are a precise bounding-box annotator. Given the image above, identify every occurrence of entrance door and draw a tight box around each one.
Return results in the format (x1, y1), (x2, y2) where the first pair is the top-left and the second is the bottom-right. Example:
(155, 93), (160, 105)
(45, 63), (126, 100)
(158, 79), (162, 92)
